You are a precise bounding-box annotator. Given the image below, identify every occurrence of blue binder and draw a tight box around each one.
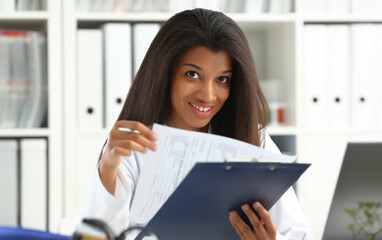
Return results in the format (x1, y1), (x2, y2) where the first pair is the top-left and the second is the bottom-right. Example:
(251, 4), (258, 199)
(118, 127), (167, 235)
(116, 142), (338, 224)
(136, 162), (310, 240)
(0, 226), (69, 240)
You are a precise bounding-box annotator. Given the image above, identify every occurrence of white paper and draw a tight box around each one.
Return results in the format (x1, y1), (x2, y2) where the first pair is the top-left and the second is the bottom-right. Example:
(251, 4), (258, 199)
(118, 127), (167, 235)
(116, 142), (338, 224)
(129, 124), (296, 224)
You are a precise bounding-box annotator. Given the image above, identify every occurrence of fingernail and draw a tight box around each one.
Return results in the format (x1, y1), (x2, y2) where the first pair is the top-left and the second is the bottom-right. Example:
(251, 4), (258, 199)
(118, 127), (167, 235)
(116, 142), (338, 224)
(254, 202), (260, 208)
(151, 133), (158, 140)
(242, 204), (250, 211)
(229, 211), (237, 219)
(153, 144), (158, 151)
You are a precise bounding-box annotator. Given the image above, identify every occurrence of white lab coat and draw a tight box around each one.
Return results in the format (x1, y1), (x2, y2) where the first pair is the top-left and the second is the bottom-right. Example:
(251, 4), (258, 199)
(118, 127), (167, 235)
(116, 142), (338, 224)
(82, 129), (313, 239)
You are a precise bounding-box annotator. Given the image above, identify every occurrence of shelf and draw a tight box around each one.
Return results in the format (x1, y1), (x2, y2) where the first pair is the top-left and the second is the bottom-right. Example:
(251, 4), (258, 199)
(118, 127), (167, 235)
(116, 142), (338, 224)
(302, 129), (382, 136)
(76, 12), (297, 23)
(76, 12), (171, 22)
(77, 129), (109, 137)
(264, 126), (298, 135)
(303, 15), (382, 23)
(0, 128), (50, 137)
(0, 11), (48, 21)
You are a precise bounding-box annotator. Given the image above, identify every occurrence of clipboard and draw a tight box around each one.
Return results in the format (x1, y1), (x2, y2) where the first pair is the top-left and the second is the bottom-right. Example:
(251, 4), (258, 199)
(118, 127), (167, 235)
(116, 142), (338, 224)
(135, 162), (310, 240)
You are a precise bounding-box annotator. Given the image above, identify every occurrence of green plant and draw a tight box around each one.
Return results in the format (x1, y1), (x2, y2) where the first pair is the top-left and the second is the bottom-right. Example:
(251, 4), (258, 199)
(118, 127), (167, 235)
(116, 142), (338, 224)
(345, 201), (382, 240)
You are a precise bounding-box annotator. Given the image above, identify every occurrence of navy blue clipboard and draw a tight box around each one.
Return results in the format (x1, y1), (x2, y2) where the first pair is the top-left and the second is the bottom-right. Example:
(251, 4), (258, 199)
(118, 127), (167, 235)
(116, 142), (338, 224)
(135, 162), (310, 240)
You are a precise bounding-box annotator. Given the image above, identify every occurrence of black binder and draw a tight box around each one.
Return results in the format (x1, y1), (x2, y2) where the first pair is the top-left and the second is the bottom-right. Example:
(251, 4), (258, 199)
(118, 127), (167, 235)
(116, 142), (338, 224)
(136, 162), (310, 240)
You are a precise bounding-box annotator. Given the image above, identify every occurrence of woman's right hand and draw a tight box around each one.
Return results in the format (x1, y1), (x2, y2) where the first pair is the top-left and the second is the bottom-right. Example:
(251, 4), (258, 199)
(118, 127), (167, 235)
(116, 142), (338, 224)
(99, 120), (158, 195)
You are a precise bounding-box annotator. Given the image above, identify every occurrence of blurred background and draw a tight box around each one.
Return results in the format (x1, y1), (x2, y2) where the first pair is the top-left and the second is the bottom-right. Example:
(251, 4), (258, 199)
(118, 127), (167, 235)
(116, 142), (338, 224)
(0, 0), (381, 239)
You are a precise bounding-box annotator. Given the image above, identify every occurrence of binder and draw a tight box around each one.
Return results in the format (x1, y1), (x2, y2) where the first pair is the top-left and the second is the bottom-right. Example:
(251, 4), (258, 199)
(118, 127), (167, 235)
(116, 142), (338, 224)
(350, 24), (377, 128)
(304, 0), (326, 14)
(304, 25), (328, 128)
(0, 0), (15, 11)
(328, 0), (349, 14)
(168, 0), (194, 12)
(0, 226), (69, 240)
(0, 140), (18, 226)
(327, 25), (350, 129)
(20, 138), (47, 231)
(77, 29), (103, 130)
(136, 162), (310, 240)
(194, 0), (221, 11)
(269, 0), (284, 13)
(377, 24), (382, 128)
(132, 23), (160, 77)
(244, 0), (265, 13)
(350, 0), (375, 14)
(103, 23), (132, 129)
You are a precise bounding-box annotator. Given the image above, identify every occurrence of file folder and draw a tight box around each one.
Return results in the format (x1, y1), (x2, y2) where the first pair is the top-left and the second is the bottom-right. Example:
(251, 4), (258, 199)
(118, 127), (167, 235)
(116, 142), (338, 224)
(136, 162), (310, 240)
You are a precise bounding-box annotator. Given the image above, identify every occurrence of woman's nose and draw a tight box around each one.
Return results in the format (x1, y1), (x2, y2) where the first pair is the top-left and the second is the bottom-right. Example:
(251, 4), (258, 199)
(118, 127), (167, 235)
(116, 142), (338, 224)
(199, 80), (216, 102)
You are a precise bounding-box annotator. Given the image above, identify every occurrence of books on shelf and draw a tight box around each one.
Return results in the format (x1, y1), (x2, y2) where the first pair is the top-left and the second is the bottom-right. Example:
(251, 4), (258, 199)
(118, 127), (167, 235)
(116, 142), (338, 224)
(0, 30), (48, 129)
(259, 79), (288, 126)
(75, 0), (293, 13)
(305, 0), (382, 14)
(0, 0), (44, 11)
(0, 138), (48, 231)
(304, 23), (382, 129)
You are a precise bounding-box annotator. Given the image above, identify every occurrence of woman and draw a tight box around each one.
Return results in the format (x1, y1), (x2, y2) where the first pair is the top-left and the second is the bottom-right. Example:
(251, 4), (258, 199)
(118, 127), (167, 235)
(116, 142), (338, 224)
(83, 8), (313, 240)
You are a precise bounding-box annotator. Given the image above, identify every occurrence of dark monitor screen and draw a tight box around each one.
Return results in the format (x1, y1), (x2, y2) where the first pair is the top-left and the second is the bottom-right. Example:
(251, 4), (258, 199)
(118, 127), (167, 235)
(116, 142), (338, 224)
(322, 142), (382, 240)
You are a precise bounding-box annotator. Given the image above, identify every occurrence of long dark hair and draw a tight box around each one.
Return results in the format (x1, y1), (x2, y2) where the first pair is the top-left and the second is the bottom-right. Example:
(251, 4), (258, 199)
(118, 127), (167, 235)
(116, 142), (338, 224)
(118, 8), (269, 146)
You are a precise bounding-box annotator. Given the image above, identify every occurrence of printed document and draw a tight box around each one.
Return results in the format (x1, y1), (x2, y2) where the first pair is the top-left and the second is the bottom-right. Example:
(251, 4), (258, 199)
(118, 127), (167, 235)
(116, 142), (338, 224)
(129, 124), (296, 224)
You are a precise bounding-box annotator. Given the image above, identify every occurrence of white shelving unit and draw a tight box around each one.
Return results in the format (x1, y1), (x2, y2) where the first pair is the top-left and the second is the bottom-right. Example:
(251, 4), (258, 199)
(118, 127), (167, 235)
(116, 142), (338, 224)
(61, 0), (382, 238)
(0, 0), (63, 231)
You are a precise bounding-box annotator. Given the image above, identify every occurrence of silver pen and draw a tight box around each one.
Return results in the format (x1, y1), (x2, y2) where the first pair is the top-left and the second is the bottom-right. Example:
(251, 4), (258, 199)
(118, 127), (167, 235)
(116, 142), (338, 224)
(117, 127), (141, 134)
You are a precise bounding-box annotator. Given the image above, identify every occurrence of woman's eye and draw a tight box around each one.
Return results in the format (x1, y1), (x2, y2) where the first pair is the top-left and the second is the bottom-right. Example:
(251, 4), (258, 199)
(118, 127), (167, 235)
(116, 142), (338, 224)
(217, 76), (229, 83)
(186, 71), (199, 79)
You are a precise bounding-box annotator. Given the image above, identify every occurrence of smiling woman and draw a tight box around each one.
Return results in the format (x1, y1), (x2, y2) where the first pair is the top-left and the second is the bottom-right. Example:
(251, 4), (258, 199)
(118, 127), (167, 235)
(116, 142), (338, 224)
(82, 8), (313, 240)
(168, 46), (232, 132)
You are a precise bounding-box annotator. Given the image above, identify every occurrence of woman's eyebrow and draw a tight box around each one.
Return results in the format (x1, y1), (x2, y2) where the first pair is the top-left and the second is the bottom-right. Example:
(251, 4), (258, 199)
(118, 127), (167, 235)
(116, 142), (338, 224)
(184, 63), (202, 70)
(184, 63), (232, 74)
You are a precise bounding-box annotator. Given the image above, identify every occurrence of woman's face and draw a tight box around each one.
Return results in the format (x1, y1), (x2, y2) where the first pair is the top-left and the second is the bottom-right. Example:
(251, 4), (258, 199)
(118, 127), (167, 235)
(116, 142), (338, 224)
(168, 46), (232, 132)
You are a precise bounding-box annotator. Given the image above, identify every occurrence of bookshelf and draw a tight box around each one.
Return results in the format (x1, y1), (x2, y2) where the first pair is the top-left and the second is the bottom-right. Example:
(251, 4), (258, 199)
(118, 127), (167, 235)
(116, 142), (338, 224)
(0, 0), (62, 232)
(61, 0), (382, 238)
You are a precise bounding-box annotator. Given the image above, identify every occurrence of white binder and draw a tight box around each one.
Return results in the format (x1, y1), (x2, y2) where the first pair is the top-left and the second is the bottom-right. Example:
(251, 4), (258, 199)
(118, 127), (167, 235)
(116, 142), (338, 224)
(269, 0), (284, 13)
(245, 0), (265, 13)
(304, 25), (329, 128)
(304, 0), (327, 14)
(376, 25), (382, 128)
(103, 23), (132, 129)
(327, 25), (350, 129)
(20, 138), (47, 230)
(350, 24), (377, 128)
(0, 140), (18, 226)
(132, 23), (160, 77)
(0, 0), (15, 11)
(328, 0), (349, 14)
(194, 0), (221, 11)
(168, 0), (194, 12)
(350, 0), (375, 14)
(77, 29), (103, 130)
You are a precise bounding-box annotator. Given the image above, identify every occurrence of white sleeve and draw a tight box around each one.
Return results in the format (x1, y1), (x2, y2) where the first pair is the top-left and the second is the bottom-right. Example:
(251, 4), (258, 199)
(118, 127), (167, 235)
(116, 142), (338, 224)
(81, 152), (143, 234)
(260, 130), (314, 240)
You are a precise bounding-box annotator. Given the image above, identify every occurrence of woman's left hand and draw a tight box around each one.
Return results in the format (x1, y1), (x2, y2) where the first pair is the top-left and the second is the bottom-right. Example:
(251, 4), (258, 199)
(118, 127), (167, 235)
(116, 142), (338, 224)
(229, 201), (277, 240)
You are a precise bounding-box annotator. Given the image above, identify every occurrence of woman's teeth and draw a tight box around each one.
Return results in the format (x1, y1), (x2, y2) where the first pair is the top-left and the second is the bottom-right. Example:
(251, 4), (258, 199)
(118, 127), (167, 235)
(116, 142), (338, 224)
(191, 103), (211, 112)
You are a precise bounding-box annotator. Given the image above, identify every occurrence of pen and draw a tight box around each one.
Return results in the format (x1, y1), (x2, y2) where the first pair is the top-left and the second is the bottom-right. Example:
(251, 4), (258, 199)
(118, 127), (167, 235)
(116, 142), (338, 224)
(117, 127), (141, 134)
